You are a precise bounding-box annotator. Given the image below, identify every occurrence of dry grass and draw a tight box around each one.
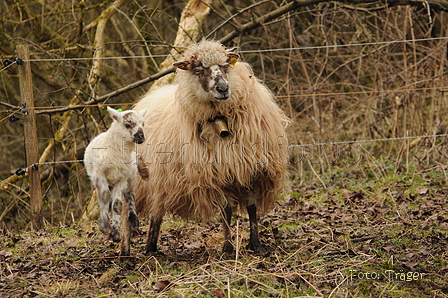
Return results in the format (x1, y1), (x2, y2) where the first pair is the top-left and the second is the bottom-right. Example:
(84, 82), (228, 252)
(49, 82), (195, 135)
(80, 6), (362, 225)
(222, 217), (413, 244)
(1, 158), (447, 297)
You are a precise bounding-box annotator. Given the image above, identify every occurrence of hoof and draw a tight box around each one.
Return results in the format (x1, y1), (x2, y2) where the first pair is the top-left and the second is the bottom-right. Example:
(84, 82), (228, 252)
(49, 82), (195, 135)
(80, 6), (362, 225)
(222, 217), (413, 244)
(129, 211), (139, 232)
(99, 220), (111, 234)
(110, 229), (121, 242)
(145, 249), (164, 257)
(222, 240), (234, 254)
(248, 243), (269, 256)
(120, 248), (130, 258)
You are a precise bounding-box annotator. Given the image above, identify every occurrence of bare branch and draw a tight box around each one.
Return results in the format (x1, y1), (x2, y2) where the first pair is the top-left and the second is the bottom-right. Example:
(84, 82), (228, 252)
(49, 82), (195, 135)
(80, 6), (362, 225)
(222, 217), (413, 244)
(35, 67), (174, 115)
(32, 0), (448, 116)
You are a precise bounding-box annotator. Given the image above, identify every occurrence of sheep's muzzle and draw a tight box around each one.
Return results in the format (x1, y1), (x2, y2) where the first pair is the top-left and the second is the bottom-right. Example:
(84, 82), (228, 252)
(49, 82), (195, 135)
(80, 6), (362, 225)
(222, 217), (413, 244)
(133, 129), (145, 144)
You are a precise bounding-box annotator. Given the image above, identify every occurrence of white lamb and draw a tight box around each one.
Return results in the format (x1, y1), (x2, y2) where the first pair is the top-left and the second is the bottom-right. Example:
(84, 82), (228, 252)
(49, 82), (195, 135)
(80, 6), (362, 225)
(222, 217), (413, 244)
(84, 106), (148, 256)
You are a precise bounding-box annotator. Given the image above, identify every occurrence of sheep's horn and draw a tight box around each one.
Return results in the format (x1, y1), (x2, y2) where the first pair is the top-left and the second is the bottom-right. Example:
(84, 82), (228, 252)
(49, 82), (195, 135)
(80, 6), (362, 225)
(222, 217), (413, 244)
(214, 118), (230, 138)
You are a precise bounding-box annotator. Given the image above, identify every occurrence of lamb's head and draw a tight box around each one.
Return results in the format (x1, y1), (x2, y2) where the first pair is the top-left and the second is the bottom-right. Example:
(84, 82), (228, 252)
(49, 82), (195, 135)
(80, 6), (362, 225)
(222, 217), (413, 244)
(107, 107), (147, 144)
(173, 40), (239, 102)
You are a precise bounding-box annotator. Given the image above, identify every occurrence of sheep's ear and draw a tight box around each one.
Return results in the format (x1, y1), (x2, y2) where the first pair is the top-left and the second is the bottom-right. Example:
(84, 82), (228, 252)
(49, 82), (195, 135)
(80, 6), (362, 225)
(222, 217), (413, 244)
(227, 53), (239, 66)
(106, 106), (120, 122)
(139, 108), (147, 117)
(173, 61), (190, 70)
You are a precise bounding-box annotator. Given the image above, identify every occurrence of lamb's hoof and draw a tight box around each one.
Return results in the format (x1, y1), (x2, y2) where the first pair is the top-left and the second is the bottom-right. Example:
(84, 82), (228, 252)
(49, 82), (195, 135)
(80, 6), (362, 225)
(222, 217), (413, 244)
(99, 220), (111, 234)
(120, 249), (130, 258)
(119, 253), (136, 266)
(129, 211), (139, 232)
(222, 240), (234, 254)
(110, 230), (121, 242)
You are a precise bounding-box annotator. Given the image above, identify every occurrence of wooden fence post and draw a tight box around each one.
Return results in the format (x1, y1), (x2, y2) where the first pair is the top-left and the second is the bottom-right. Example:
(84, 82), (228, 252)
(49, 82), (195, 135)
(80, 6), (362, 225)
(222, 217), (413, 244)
(17, 45), (43, 230)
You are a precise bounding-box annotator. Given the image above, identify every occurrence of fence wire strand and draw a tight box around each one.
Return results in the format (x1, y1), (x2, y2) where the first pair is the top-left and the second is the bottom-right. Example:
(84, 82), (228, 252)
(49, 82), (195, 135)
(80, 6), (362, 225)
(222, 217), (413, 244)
(1, 36), (447, 187)
(1, 134), (447, 188)
(0, 37), (446, 66)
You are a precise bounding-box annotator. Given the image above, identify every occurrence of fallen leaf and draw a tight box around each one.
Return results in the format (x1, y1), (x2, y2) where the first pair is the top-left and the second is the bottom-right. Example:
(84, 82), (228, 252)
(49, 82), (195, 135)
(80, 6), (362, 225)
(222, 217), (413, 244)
(153, 280), (172, 292)
(184, 240), (202, 249)
(418, 188), (429, 195)
(211, 289), (224, 298)
(0, 250), (13, 257)
(66, 239), (77, 248)
(342, 189), (355, 199)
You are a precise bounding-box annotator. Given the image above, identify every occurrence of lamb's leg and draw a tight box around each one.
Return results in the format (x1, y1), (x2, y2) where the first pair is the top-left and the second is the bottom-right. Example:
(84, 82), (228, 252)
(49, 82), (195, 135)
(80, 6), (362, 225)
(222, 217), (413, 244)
(145, 215), (163, 254)
(221, 203), (234, 254)
(110, 184), (124, 242)
(95, 179), (112, 235)
(124, 191), (139, 233)
(120, 197), (131, 258)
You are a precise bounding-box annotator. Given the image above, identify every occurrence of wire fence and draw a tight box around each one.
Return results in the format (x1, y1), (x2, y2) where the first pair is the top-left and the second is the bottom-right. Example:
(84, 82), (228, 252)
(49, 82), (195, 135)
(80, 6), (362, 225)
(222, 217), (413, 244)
(1, 133), (446, 187)
(1, 36), (447, 188)
(1, 36), (447, 65)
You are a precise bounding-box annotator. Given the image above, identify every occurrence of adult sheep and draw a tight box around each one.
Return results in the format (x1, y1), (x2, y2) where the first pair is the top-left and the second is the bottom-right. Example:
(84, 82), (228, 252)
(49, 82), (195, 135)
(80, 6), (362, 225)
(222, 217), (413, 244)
(134, 40), (290, 255)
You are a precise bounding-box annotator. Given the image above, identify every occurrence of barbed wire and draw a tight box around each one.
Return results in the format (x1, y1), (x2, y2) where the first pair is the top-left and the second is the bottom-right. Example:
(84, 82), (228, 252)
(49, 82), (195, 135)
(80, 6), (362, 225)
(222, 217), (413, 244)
(1, 37), (447, 187)
(1, 133), (446, 188)
(0, 160), (84, 186)
(0, 60), (18, 72)
(0, 86), (445, 120)
(0, 36), (446, 65)
(290, 133), (448, 148)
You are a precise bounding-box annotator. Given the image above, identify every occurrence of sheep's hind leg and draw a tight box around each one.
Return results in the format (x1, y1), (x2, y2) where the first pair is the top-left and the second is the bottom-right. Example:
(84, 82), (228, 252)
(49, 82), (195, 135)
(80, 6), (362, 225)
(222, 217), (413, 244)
(146, 215), (163, 254)
(221, 203), (234, 254)
(109, 185), (124, 242)
(120, 195), (131, 257)
(96, 181), (112, 235)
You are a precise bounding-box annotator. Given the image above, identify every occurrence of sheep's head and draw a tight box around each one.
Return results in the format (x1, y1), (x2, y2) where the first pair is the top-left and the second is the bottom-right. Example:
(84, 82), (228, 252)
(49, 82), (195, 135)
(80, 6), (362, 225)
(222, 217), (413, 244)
(107, 107), (147, 144)
(173, 40), (239, 102)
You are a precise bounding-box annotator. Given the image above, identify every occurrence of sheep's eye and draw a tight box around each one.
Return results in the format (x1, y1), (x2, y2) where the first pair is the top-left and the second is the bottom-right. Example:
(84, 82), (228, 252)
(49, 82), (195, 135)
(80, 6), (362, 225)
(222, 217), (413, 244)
(193, 67), (202, 75)
(125, 123), (132, 129)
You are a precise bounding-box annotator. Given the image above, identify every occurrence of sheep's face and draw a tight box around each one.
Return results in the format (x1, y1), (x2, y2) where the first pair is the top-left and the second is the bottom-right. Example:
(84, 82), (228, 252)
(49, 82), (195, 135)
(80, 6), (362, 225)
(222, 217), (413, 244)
(107, 107), (147, 144)
(174, 53), (239, 102)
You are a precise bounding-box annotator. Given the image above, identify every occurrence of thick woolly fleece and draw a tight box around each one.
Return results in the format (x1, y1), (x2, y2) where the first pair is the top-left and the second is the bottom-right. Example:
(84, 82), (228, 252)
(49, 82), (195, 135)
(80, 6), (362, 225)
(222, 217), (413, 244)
(134, 40), (290, 220)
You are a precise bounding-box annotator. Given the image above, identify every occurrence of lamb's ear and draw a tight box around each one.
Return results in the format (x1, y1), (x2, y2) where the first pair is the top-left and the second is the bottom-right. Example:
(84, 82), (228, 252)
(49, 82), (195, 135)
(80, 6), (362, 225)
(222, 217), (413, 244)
(106, 106), (120, 122)
(139, 108), (147, 117)
(227, 53), (239, 66)
(173, 60), (190, 70)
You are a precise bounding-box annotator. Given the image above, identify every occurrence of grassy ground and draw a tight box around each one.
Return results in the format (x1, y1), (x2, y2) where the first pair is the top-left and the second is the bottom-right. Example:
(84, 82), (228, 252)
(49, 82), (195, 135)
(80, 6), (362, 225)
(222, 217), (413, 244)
(1, 162), (447, 297)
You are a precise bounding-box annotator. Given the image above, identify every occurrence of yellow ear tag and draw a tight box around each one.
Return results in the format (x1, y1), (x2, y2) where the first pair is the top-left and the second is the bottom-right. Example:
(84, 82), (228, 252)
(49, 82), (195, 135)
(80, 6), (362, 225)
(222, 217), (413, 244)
(228, 56), (238, 66)
(206, 142), (214, 150)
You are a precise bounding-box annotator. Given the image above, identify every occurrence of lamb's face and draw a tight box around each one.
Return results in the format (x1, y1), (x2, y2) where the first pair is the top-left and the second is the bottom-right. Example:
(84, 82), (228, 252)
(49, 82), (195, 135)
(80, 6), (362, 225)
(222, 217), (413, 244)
(121, 111), (146, 144)
(107, 107), (147, 144)
(174, 52), (239, 102)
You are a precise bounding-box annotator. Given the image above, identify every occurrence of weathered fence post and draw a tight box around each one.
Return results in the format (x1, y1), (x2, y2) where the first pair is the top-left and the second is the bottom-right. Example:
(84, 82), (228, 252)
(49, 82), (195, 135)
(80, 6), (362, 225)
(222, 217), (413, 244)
(17, 45), (43, 230)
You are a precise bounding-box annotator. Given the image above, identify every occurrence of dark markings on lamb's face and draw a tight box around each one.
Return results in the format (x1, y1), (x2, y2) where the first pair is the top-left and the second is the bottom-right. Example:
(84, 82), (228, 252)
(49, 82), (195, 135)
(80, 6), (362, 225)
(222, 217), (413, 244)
(122, 112), (145, 144)
(191, 63), (231, 101)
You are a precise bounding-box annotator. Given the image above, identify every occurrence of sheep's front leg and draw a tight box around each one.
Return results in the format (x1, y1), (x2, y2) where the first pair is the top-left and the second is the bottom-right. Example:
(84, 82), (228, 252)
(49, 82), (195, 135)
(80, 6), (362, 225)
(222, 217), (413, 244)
(124, 191), (139, 233)
(247, 203), (266, 255)
(146, 215), (163, 254)
(221, 203), (234, 254)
